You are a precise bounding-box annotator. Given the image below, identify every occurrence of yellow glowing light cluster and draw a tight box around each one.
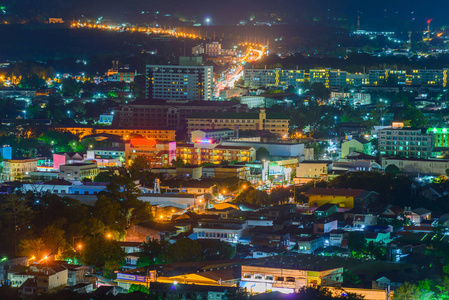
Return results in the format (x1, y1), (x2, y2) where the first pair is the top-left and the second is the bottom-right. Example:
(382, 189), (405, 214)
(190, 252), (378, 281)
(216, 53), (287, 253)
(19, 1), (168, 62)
(71, 22), (201, 39)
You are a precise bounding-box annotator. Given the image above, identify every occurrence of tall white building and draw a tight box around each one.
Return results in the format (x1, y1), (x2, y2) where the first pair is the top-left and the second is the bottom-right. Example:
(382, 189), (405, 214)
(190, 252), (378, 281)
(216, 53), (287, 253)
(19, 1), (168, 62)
(146, 57), (213, 101)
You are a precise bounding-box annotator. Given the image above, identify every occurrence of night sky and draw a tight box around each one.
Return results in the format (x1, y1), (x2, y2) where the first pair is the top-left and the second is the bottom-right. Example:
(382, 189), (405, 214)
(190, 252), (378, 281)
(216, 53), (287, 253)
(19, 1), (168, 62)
(2, 0), (449, 27)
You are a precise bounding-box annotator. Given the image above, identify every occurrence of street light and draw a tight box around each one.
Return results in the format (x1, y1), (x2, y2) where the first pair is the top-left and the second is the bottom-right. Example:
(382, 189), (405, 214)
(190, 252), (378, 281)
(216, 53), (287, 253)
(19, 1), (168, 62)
(205, 17), (211, 26)
(22, 110), (26, 119)
(67, 110), (71, 118)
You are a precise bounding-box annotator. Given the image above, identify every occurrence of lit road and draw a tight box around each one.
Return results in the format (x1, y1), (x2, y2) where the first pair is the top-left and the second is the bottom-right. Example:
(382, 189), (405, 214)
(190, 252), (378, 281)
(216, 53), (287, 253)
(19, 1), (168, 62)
(214, 43), (266, 98)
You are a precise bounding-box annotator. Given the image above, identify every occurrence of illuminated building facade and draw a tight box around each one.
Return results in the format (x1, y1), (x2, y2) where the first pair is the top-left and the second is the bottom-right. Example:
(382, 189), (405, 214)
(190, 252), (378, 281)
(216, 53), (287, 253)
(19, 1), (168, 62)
(176, 141), (255, 165)
(410, 69), (448, 87)
(244, 68), (305, 89)
(146, 58), (213, 101)
(368, 69), (406, 86)
(55, 126), (176, 141)
(125, 138), (176, 168)
(205, 42), (222, 56)
(310, 69), (347, 88)
(428, 128), (449, 148)
(1, 158), (38, 181)
(186, 108), (289, 136)
(239, 257), (343, 294)
(378, 127), (432, 158)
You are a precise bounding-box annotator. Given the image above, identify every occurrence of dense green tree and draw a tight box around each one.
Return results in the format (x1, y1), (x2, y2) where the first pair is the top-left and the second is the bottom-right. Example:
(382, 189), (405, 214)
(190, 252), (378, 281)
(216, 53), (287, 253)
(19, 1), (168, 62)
(61, 77), (81, 97)
(385, 164), (401, 176)
(94, 171), (114, 183)
(171, 157), (186, 168)
(270, 187), (292, 204)
(81, 235), (125, 269)
(166, 238), (202, 262)
(256, 147), (271, 161)
(131, 154), (150, 170)
(0, 194), (32, 255)
(394, 282), (434, 300)
(200, 240), (236, 260)
(137, 239), (169, 267)
(347, 231), (366, 252)
(310, 82), (330, 100)
(245, 189), (270, 206)
(128, 284), (150, 294)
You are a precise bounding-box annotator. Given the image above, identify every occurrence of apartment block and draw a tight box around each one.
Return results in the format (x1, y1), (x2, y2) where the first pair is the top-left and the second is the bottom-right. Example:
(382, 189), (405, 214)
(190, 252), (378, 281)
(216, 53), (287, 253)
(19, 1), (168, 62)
(146, 57), (213, 101)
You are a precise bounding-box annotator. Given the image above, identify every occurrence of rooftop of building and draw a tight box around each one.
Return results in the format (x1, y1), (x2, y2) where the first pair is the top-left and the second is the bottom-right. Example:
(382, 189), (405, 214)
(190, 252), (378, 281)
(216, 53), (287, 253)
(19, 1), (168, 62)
(245, 254), (356, 271)
(304, 187), (368, 198)
(187, 111), (289, 120)
(315, 203), (338, 212)
(125, 99), (244, 107)
(60, 163), (97, 167)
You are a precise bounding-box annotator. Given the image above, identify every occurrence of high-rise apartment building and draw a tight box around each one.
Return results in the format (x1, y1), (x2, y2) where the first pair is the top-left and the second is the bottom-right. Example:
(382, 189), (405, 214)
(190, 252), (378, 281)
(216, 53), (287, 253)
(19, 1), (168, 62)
(146, 57), (213, 101)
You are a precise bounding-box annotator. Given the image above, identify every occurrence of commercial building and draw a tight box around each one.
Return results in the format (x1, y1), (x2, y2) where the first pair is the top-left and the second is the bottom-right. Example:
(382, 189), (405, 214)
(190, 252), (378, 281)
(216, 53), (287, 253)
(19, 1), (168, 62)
(239, 256), (343, 293)
(187, 108), (289, 136)
(55, 126), (176, 141)
(146, 57), (213, 101)
(378, 125), (432, 159)
(125, 137), (176, 168)
(1, 158), (38, 181)
(58, 163), (99, 181)
(177, 141), (255, 165)
(112, 99), (248, 129)
(223, 141), (306, 158)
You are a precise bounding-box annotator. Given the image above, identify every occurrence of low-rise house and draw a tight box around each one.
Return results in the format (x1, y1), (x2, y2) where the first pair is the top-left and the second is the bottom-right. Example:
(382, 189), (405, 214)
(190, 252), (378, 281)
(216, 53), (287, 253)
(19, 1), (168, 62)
(353, 214), (377, 230)
(294, 237), (325, 254)
(314, 204), (338, 219)
(117, 241), (143, 254)
(365, 232), (390, 244)
(194, 220), (249, 243)
(341, 137), (371, 158)
(329, 230), (345, 247)
(251, 248), (285, 259)
(404, 207), (431, 225)
(126, 221), (179, 242)
(313, 219), (338, 235)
